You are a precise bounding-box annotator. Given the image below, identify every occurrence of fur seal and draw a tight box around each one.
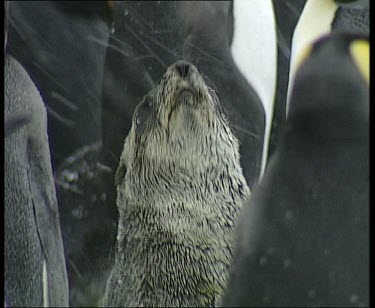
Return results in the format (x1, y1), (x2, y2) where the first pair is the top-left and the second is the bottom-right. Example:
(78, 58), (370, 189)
(104, 61), (250, 307)
(101, 0), (265, 189)
(222, 33), (369, 306)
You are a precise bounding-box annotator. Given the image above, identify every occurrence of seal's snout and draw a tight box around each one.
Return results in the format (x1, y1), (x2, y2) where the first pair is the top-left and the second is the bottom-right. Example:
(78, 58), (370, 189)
(175, 61), (191, 78)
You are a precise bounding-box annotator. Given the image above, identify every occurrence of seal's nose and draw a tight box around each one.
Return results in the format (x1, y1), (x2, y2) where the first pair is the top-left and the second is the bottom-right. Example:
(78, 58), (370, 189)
(175, 61), (190, 78)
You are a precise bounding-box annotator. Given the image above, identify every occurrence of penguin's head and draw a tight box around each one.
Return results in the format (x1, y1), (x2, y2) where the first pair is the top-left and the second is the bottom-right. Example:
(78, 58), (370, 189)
(287, 33), (369, 137)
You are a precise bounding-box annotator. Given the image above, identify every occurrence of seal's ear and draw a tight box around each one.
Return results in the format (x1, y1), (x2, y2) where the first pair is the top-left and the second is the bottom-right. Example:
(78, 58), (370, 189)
(114, 163), (126, 186)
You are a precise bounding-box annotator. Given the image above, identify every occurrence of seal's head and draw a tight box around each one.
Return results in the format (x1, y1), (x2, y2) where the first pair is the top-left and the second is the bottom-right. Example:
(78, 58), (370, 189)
(108, 61), (249, 308)
(115, 60), (240, 185)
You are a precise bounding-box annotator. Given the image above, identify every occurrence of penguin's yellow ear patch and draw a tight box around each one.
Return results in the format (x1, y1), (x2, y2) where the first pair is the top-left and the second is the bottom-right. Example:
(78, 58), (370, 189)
(349, 40), (369, 83)
(295, 45), (313, 72)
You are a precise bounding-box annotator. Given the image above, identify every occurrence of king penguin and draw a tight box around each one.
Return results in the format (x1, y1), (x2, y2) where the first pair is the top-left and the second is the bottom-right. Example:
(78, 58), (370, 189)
(5, 2), (69, 305)
(268, 0), (368, 161)
(5, 56), (70, 307)
(222, 33), (369, 307)
(286, 0), (368, 115)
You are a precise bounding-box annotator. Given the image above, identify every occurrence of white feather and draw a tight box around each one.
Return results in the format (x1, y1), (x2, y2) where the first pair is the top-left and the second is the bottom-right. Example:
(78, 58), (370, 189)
(43, 260), (49, 308)
(231, 0), (277, 177)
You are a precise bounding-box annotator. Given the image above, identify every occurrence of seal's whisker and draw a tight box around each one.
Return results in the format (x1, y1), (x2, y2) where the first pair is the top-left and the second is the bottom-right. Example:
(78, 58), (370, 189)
(69, 259), (84, 282)
(190, 44), (226, 67)
(125, 24), (166, 68)
(109, 35), (133, 53)
(107, 149), (120, 163)
(32, 61), (68, 93)
(101, 41), (132, 59)
(50, 91), (78, 111)
(45, 105), (75, 127)
(230, 124), (261, 139)
(135, 30), (180, 58)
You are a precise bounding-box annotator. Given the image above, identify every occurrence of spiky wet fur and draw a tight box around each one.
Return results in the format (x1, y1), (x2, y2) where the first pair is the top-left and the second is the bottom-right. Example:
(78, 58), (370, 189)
(104, 62), (250, 307)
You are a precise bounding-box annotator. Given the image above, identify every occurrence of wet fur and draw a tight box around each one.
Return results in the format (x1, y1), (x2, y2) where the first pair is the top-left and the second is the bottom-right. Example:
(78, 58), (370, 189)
(104, 63), (250, 307)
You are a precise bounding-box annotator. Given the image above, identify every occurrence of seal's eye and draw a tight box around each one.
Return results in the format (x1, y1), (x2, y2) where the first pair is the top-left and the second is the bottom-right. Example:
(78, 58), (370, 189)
(135, 99), (152, 133)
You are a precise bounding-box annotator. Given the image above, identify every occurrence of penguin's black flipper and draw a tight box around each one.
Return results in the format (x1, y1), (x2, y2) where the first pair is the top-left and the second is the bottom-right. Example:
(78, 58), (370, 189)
(223, 33), (369, 307)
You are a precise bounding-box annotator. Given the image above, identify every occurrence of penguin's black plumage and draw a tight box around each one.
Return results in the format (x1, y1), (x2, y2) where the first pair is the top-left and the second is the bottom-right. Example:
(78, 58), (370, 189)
(223, 33), (369, 307)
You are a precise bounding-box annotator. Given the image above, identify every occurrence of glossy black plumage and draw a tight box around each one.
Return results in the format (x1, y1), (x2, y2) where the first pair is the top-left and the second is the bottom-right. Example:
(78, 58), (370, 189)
(223, 33), (369, 307)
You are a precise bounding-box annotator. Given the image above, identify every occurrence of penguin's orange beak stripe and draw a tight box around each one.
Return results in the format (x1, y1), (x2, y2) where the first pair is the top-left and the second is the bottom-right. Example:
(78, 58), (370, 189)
(295, 45), (312, 72)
